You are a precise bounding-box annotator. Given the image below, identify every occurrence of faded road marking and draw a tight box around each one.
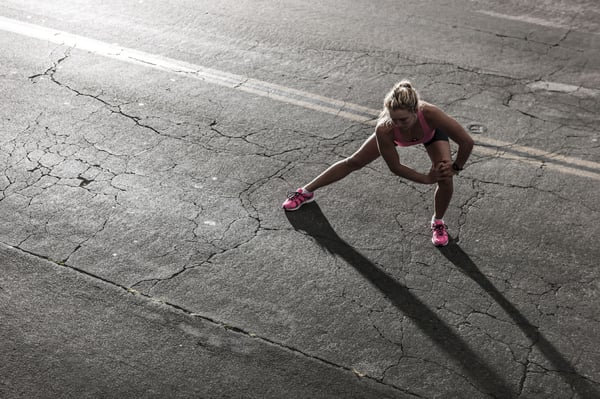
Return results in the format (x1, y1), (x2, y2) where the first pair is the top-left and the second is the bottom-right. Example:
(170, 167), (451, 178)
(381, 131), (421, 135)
(527, 81), (599, 97)
(1, 15), (599, 180)
(475, 9), (600, 35)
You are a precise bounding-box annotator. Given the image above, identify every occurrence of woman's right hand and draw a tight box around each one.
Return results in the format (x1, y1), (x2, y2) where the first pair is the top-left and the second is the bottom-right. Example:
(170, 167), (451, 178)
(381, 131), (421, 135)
(427, 161), (454, 183)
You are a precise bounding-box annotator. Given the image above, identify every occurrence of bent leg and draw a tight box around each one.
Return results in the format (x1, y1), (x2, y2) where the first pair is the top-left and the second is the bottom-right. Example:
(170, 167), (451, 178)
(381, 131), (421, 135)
(304, 132), (381, 192)
(425, 140), (453, 219)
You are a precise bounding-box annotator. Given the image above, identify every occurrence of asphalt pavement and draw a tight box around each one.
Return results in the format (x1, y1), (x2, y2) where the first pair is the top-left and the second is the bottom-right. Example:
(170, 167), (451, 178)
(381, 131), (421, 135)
(1, 1), (599, 398)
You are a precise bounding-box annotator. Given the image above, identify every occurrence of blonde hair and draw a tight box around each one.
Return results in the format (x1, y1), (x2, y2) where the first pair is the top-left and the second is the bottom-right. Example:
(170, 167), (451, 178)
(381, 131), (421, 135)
(377, 80), (420, 127)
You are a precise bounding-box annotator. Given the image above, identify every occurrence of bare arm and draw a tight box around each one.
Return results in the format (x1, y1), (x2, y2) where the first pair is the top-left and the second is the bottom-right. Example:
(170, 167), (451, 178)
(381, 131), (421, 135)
(422, 103), (474, 169)
(375, 125), (441, 184)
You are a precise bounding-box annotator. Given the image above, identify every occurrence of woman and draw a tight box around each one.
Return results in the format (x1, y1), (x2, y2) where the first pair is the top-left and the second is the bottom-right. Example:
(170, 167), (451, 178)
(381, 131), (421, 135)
(282, 80), (474, 247)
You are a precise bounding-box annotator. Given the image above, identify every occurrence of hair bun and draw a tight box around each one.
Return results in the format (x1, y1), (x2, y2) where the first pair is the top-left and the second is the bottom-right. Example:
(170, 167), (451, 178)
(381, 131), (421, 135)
(381, 80), (420, 118)
(399, 80), (413, 89)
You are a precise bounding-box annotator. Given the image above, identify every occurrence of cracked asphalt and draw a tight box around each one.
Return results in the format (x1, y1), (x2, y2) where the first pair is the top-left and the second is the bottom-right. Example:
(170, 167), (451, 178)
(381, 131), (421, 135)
(1, 1), (599, 398)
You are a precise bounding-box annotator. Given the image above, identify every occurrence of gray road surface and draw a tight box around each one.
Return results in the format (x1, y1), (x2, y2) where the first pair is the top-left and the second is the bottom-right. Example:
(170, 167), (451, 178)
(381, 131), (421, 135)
(1, 1), (599, 398)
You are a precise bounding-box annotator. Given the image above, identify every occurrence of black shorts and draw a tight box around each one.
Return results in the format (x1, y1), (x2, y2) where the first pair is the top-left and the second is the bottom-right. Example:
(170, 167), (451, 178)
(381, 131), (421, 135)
(424, 129), (449, 147)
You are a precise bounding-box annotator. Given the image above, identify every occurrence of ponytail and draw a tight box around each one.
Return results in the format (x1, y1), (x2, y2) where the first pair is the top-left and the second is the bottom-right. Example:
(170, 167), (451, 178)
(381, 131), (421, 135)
(377, 80), (420, 127)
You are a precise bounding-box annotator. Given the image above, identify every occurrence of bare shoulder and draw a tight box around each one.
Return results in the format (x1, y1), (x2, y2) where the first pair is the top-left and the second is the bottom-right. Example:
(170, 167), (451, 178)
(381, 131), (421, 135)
(419, 101), (444, 119)
(421, 101), (472, 143)
(420, 101), (455, 129)
(375, 121), (394, 135)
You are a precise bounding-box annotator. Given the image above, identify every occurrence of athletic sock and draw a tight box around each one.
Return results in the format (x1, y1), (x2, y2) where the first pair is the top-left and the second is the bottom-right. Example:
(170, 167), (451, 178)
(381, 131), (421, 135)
(300, 187), (313, 195)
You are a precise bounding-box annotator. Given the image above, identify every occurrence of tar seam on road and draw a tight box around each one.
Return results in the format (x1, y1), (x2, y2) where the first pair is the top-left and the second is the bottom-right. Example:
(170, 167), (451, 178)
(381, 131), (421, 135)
(3, 242), (424, 398)
(2, 15), (599, 181)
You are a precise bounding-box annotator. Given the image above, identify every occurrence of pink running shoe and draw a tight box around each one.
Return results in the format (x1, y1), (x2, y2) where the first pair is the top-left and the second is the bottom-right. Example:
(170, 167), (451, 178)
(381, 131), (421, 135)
(431, 220), (449, 247)
(282, 188), (314, 211)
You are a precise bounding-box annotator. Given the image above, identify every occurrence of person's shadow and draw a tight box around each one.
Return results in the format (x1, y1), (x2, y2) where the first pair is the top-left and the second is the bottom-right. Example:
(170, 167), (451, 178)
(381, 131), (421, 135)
(286, 203), (599, 398)
(438, 244), (600, 398)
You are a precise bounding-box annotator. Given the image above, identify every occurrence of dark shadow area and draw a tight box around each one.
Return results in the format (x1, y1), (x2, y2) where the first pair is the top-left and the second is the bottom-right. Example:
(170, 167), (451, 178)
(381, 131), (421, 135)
(286, 203), (515, 398)
(438, 243), (600, 398)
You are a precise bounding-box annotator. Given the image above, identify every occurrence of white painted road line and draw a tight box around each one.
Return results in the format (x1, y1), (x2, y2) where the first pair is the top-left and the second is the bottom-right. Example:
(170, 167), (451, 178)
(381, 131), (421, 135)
(475, 9), (600, 36)
(527, 81), (599, 97)
(1, 15), (599, 181)
(476, 10), (566, 30)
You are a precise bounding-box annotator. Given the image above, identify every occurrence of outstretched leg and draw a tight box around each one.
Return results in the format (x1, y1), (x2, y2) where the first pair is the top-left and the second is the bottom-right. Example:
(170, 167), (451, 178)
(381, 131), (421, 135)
(282, 133), (381, 211)
(304, 132), (381, 192)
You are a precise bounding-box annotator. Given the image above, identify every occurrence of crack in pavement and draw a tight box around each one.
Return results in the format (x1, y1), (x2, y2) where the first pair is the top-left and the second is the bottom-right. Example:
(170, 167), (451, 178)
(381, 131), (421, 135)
(5, 241), (423, 398)
(437, 244), (600, 398)
(5, 22), (597, 397)
(129, 159), (297, 291)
